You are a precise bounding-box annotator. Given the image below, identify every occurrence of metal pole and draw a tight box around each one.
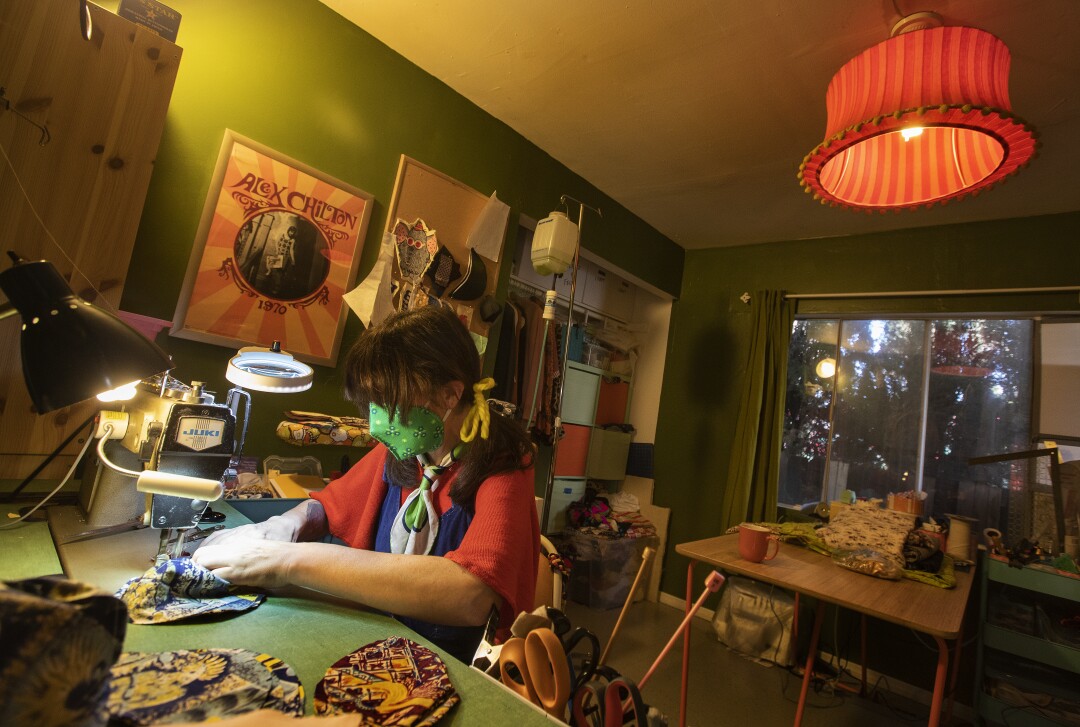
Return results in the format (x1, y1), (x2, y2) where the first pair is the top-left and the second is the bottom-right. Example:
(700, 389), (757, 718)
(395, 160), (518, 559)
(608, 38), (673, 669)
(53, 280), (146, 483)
(538, 195), (600, 535)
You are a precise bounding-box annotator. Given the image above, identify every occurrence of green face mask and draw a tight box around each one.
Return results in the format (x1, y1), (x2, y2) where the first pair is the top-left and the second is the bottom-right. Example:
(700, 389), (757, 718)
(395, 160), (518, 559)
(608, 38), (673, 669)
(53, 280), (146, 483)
(368, 402), (446, 460)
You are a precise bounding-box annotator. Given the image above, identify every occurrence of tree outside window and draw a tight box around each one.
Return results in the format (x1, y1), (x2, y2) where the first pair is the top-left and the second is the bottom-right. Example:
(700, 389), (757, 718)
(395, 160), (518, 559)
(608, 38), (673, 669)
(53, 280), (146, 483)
(779, 318), (1033, 529)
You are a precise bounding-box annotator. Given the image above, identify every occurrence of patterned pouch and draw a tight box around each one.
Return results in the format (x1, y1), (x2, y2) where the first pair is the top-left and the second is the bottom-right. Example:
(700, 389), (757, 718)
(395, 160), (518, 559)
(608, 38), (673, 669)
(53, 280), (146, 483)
(115, 558), (264, 624)
(314, 636), (459, 724)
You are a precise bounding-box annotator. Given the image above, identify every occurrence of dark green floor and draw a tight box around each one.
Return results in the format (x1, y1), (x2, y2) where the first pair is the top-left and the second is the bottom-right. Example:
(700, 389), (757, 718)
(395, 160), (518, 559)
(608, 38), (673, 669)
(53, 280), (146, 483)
(562, 598), (973, 726)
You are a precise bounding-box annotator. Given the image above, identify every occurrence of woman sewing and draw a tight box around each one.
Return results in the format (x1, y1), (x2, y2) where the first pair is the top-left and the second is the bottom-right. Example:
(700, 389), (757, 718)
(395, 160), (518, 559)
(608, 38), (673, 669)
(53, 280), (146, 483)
(193, 305), (540, 662)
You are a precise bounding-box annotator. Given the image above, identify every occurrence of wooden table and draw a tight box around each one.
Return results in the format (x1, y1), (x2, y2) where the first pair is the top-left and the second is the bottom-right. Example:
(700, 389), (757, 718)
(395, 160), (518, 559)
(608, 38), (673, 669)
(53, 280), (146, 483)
(1, 502), (555, 724)
(676, 534), (975, 727)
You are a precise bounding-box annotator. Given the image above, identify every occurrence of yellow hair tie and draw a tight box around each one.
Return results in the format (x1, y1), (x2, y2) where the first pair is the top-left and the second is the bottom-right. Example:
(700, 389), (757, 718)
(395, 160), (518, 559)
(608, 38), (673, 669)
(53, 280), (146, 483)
(459, 377), (495, 442)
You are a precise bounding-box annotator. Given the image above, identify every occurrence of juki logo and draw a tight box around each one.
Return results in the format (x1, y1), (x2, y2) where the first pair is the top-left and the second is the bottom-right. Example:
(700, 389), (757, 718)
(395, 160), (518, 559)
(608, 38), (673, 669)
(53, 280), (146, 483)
(176, 416), (226, 451)
(182, 428), (221, 437)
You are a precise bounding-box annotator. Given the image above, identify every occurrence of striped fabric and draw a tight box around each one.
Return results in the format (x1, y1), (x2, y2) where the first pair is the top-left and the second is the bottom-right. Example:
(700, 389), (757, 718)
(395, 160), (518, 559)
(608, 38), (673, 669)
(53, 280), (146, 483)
(799, 26), (1039, 209)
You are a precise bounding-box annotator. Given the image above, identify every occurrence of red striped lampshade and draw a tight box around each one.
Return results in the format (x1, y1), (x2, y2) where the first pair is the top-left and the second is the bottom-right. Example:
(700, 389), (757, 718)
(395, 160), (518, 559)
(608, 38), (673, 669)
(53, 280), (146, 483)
(798, 26), (1039, 211)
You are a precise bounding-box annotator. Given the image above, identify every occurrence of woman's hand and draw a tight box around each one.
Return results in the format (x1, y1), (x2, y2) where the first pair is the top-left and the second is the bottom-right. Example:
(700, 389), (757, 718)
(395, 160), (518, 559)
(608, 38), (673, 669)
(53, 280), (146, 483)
(196, 514), (298, 549)
(197, 499), (329, 549)
(191, 536), (296, 590)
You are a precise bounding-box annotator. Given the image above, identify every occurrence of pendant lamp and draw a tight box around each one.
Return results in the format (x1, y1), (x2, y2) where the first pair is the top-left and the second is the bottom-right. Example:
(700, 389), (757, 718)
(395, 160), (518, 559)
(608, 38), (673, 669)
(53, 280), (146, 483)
(798, 14), (1039, 211)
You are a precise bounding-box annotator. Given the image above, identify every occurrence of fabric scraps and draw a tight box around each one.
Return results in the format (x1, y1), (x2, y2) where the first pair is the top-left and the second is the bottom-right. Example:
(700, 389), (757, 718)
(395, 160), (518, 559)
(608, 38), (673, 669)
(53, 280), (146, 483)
(314, 636), (459, 724)
(100, 649), (303, 724)
(115, 558), (264, 624)
(903, 528), (944, 573)
(0, 576), (126, 727)
(566, 492), (658, 539)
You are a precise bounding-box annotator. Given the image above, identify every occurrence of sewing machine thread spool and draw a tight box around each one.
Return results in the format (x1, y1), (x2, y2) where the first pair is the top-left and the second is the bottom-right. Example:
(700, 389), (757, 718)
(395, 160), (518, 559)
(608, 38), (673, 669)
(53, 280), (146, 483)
(543, 290), (558, 321)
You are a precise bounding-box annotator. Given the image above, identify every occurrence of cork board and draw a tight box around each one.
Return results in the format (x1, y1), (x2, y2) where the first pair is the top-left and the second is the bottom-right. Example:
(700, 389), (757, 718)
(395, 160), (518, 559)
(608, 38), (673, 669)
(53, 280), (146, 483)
(384, 155), (503, 338)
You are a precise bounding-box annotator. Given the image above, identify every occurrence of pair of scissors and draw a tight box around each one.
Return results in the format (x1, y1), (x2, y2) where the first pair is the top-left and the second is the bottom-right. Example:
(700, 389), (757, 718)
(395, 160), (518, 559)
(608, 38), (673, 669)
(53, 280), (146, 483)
(499, 628), (572, 719)
(571, 666), (648, 727)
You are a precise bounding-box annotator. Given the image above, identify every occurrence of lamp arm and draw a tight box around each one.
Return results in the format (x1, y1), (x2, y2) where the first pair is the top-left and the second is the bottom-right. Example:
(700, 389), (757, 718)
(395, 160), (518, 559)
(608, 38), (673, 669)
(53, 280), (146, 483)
(0, 301), (15, 321)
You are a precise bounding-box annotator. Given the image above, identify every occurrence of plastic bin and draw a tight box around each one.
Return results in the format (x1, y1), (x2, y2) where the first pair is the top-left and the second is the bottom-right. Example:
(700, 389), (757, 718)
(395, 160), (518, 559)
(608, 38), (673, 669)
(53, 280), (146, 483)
(553, 529), (659, 610)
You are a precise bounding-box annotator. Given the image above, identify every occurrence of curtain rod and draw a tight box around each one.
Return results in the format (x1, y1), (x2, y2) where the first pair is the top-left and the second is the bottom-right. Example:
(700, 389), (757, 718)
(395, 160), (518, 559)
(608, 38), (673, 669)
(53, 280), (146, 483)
(781, 285), (1080, 301)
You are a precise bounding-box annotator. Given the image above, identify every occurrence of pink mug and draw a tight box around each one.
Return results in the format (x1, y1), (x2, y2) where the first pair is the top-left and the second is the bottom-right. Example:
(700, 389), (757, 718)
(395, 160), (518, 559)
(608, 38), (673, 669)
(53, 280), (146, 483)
(738, 523), (780, 563)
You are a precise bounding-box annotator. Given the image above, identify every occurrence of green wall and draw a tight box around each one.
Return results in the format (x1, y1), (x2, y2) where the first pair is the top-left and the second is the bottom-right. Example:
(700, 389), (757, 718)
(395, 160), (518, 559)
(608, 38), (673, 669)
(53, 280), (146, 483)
(107, 0), (682, 472)
(654, 210), (1080, 690)
(656, 211), (1080, 593)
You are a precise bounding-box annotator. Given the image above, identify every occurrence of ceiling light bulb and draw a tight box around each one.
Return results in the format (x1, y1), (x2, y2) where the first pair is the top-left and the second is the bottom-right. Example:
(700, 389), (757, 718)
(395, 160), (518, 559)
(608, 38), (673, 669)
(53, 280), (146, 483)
(901, 126), (924, 141)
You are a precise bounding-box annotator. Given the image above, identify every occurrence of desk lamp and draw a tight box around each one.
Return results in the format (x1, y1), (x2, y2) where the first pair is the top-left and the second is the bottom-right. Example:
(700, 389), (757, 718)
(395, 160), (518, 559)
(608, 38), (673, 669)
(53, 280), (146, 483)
(0, 253), (173, 412)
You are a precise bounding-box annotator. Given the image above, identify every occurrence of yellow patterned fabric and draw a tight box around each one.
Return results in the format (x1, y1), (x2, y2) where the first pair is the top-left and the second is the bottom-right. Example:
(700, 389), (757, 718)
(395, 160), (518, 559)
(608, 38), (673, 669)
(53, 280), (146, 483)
(101, 649), (303, 723)
(275, 410), (374, 448)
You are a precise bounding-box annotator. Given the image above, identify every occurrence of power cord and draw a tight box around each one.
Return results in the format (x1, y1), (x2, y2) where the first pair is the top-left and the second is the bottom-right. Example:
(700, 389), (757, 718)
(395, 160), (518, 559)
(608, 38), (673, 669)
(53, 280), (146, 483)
(0, 430), (97, 528)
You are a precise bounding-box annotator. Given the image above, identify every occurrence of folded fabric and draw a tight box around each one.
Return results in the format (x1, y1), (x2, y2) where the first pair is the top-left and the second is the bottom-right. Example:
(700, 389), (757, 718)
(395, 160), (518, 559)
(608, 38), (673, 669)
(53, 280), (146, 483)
(115, 558), (264, 624)
(100, 648), (303, 724)
(767, 521), (957, 588)
(314, 636), (459, 725)
(903, 529), (945, 573)
(818, 502), (915, 569)
(0, 576), (126, 727)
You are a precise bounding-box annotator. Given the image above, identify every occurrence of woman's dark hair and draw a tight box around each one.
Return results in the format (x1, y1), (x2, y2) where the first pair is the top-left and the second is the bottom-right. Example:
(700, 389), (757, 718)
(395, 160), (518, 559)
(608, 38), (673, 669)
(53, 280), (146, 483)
(344, 305), (533, 506)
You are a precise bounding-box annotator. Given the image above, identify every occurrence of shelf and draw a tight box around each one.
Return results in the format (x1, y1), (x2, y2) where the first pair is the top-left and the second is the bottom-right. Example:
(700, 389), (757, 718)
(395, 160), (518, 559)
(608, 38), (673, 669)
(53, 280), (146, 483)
(976, 551), (1080, 727)
(984, 624), (1080, 673)
(977, 692), (1077, 727)
(987, 556), (1080, 601)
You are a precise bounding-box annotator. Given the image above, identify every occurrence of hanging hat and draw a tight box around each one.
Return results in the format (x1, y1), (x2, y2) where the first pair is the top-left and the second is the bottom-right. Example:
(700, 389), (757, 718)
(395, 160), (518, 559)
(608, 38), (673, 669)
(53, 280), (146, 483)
(424, 245), (462, 297)
(477, 295), (502, 323)
(114, 558), (264, 624)
(448, 249), (487, 301)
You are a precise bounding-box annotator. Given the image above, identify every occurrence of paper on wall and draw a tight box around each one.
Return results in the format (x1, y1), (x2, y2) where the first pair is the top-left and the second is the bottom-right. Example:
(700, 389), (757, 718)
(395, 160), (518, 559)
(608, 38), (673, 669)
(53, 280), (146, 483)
(465, 191), (510, 263)
(343, 231), (395, 327)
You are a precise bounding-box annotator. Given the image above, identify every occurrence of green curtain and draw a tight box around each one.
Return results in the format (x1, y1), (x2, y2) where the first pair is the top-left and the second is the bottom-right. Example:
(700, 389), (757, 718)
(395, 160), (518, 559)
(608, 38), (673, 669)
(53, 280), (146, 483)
(719, 290), (795, 530)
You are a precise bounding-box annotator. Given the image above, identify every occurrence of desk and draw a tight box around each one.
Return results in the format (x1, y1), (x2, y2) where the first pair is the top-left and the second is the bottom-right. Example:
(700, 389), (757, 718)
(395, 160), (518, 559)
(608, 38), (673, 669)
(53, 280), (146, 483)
(1, 502), (554, 724)
(676, 534), (974, 727)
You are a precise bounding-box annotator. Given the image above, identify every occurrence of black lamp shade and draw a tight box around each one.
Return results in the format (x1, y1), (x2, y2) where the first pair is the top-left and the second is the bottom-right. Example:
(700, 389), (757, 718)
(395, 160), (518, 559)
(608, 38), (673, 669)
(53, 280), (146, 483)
(0, 258), (172, 412)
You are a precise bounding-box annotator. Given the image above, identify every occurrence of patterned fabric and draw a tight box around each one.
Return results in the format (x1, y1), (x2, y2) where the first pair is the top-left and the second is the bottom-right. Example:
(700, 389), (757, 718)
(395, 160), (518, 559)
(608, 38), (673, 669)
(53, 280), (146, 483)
(115, 558), (264, 624)
(393, 218), (438, 283)
(101, 649), (303, 724)
(314, 636), (458, 724)
(818, 502), (916, 568)
(766, 521), (957, 588)
(424, 245), (462, 297)
(0, 577), (126, 727)
(390, 444), (465, 555)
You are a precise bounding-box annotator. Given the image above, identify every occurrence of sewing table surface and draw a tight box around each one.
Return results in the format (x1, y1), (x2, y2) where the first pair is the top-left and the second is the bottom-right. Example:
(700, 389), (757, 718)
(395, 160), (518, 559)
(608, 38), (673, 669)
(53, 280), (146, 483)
(1, 501), (554, 723)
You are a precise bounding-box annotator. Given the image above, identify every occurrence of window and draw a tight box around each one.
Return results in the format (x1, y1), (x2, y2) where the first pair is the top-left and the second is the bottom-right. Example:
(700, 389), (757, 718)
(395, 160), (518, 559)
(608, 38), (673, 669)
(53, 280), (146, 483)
(779, 318), (1034, 521)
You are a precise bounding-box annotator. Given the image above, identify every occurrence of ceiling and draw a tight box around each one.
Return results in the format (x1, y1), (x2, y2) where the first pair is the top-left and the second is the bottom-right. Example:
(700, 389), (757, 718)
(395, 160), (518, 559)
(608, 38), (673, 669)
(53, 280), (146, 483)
(319, 0), (1080, 250)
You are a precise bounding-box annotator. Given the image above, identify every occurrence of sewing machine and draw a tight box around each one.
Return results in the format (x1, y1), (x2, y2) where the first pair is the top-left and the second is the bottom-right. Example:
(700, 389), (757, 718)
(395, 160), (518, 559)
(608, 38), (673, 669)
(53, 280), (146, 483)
(48, 374), (241, 560)
(47, 343), (313, 561)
